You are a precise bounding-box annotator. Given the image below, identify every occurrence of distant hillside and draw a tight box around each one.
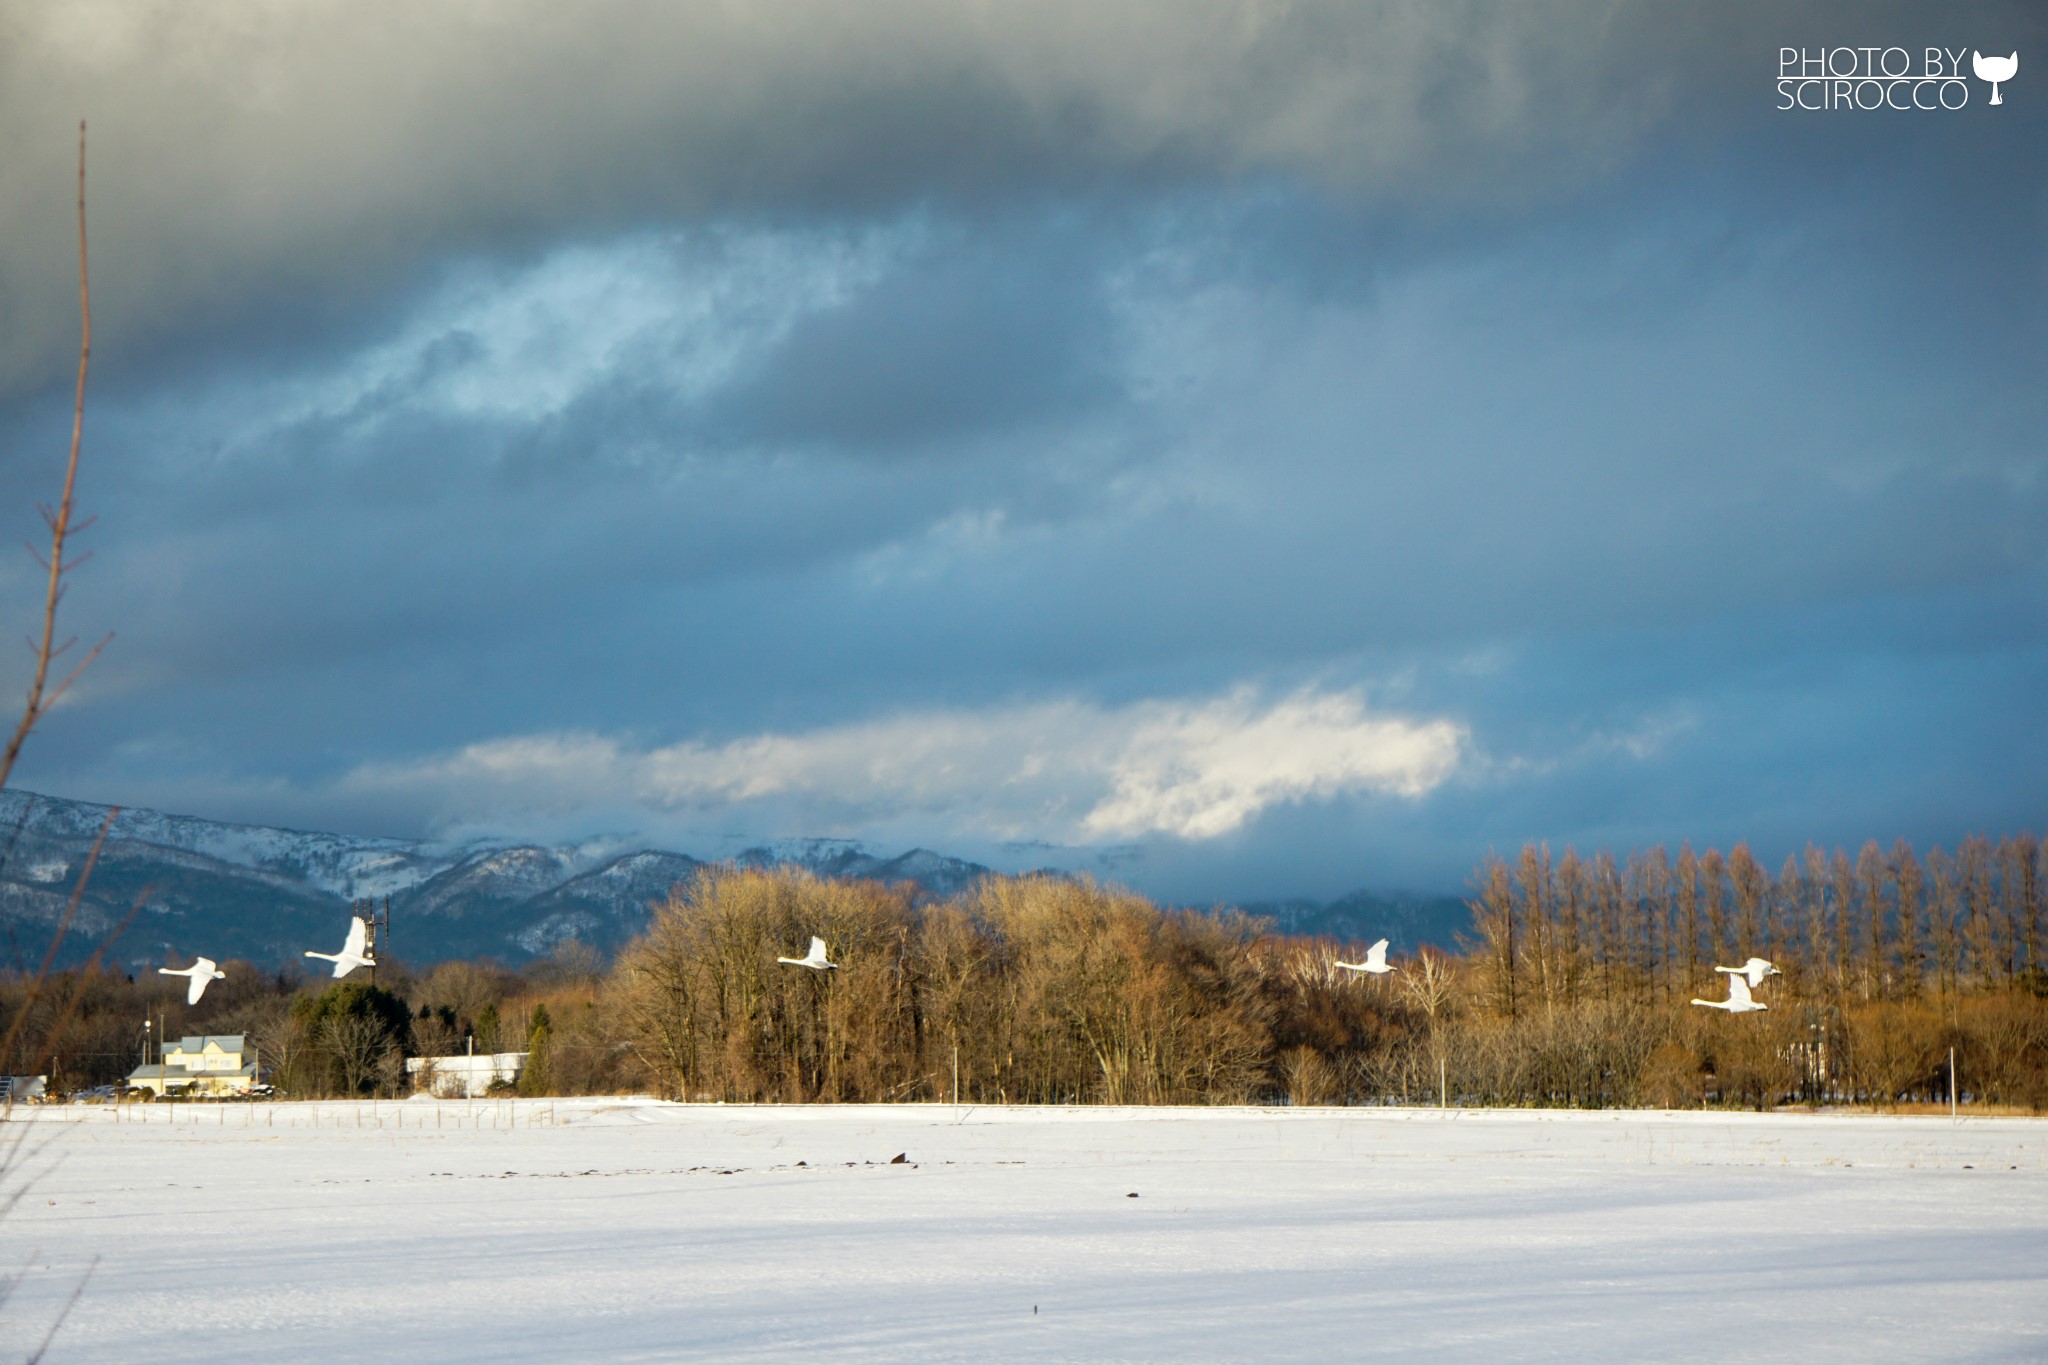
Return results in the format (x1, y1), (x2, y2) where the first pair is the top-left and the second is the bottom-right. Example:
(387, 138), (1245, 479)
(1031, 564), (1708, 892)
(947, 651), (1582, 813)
(1240, 888), (1472, 955)
(0, 791), (990, 972)
(0, 788), (1466, 973)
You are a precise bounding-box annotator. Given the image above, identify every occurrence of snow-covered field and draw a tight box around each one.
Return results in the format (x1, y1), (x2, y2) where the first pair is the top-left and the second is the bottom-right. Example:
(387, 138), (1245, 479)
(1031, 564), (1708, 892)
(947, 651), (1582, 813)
(6, 1100), (2045, 1361)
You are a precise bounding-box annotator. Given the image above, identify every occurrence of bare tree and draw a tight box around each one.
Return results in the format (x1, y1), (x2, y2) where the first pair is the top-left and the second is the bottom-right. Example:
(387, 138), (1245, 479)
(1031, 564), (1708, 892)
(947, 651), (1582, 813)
(1926, 847), (1962, 1017)
(0, 127), (110, 798)
(1960, 835), (2001, 990)
(2002, 835), (2042, 983)
(322, 1012), (391, 1098)
(1700, 847), (1731, 967)
(1728, 843), (1767, 957)
(1674, 844), (1702, 991)
(1465, 853), (1517, 1017)
(1516, 844), (1552, 1012)
(1891, 839), (1924, 998)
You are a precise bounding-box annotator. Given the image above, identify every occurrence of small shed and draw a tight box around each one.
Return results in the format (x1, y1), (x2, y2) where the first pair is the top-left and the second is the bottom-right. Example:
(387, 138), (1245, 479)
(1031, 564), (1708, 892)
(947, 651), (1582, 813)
(406, 1052), (529, 1098)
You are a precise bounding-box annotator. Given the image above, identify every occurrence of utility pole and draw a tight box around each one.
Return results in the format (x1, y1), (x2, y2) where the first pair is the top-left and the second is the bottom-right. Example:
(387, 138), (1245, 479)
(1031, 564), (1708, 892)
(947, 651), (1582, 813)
(360, 897), (377, 986)
(353, 895), (393, 986)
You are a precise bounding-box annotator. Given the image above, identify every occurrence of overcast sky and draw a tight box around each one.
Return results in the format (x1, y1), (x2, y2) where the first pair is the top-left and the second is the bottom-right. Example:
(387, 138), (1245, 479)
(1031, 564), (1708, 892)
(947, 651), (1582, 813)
(0, 1), (2041, 901)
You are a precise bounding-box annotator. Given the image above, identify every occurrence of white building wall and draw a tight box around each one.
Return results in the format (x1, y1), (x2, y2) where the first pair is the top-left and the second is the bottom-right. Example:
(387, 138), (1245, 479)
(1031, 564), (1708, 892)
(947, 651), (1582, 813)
(406, 1052), (529, 1098)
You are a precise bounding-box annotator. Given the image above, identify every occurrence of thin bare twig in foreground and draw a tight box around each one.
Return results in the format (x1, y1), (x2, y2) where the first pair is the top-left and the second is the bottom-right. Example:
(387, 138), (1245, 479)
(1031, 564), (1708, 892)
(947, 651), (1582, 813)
(16, 882), (149, 1079)
(24, 1256), (97, 1365)
(1, 126), (110, 1364)
(0, 120), (110, 795)
(0, 806), (117, 1086)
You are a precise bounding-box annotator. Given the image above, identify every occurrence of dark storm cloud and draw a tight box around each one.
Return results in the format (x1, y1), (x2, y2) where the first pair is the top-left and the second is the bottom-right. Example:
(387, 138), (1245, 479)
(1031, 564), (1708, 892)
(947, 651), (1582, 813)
(12, 0), (2040, 398)
(698, 229), (1121, 453)
(0, 1), (2042, 895)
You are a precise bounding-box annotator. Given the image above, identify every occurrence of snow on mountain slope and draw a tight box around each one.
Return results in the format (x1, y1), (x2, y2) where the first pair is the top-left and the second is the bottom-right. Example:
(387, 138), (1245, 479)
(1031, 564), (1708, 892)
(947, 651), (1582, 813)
(732, 839), (990, 898)
(0, 790), (995, 968)
(511, 850), (708, 954)
(0, 789), (1475, 973)
(0, 788), (455, 897)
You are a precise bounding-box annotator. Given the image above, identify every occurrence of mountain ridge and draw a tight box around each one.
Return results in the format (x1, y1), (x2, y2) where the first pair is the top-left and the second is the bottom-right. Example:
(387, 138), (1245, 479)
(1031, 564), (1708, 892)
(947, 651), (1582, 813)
(0, 790), (993, 970)
(0, 789), (1467, 970)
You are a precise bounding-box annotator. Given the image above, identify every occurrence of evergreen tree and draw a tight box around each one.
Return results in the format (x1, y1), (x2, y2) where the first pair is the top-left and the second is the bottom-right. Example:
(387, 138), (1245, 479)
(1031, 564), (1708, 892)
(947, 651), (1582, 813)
(519, 1003), (553, 1096)
(292, 981), (410, 1096)
(475, 1002), (500, 1053)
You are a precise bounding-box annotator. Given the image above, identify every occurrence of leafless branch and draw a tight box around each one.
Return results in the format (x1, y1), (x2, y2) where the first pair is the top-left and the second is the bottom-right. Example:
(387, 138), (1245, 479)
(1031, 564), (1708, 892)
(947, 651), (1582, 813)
(0, 121), (110, 795)
(24, 1255), (97, 1364)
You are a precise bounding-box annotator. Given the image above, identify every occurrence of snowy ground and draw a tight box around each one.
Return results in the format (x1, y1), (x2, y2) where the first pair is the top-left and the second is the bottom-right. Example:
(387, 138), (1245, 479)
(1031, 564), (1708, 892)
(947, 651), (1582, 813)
(5, 1100), (2045, 1362)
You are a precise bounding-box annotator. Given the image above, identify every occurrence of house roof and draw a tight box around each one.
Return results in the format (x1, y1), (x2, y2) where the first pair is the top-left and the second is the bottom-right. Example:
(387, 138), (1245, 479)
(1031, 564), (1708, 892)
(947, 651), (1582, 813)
(170, 1035), (246, 1054)
(126, 1061), (257, 1083)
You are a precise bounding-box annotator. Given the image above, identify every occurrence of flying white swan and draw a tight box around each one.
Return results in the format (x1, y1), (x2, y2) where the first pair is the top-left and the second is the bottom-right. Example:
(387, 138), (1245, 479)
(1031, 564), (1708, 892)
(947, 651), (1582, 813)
(1334, 939), (1396, 976)
(777, 936), (838, 971)
(159, 956), (225, 1005)
(1973, 50), (2018, 105)
(1715, 957), (1782, 989)
(1692, 973), (1767, 1013)
(305, 915), (376, 979)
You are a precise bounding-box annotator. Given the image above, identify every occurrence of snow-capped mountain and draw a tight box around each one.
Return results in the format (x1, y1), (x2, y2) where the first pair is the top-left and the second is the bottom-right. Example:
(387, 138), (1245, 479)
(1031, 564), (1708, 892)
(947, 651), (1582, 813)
(0, 789), (1465, 973)
(729, 838), (992, 898)
(0, 790), (990, 971)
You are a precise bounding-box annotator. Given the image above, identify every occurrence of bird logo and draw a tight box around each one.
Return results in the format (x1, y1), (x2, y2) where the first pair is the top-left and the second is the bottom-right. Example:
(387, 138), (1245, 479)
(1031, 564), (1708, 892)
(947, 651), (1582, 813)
(1972, 51), (2018, 105)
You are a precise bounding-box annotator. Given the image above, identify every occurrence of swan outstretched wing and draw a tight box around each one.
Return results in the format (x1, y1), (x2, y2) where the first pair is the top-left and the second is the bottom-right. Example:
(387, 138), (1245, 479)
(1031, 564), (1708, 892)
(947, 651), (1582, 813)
(1727, 975), (1754, 1007)
(342, 916), (369, 958)
(809, 936), (828, 961)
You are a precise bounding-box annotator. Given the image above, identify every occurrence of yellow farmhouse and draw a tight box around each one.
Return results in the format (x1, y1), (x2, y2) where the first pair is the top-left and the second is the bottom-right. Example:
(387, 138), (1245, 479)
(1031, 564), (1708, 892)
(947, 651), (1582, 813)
(127, 1034), (260, 1097)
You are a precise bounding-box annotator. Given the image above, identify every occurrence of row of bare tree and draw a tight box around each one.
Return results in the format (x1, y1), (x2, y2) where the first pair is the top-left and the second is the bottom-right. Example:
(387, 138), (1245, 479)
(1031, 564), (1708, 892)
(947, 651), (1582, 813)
(1465, 835), (2045, 1016)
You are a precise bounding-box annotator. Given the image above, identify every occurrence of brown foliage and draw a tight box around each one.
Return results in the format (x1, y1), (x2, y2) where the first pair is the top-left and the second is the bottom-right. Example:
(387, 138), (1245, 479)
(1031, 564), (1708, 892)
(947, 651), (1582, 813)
(609, 868), (1272, 1105)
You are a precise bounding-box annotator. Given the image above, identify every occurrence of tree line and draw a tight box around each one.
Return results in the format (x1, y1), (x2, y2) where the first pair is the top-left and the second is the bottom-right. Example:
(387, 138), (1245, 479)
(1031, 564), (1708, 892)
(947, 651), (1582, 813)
(1453, 834), (2046, 1110)
(3, 838), (2044, 1111)
(1465, 835), (2044, 1014)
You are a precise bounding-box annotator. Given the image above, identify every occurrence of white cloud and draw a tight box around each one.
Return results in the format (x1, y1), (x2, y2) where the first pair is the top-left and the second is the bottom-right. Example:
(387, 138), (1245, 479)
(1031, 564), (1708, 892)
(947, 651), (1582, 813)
(340, 685), (1465, 844)
(1083, 689), (1465, 839)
